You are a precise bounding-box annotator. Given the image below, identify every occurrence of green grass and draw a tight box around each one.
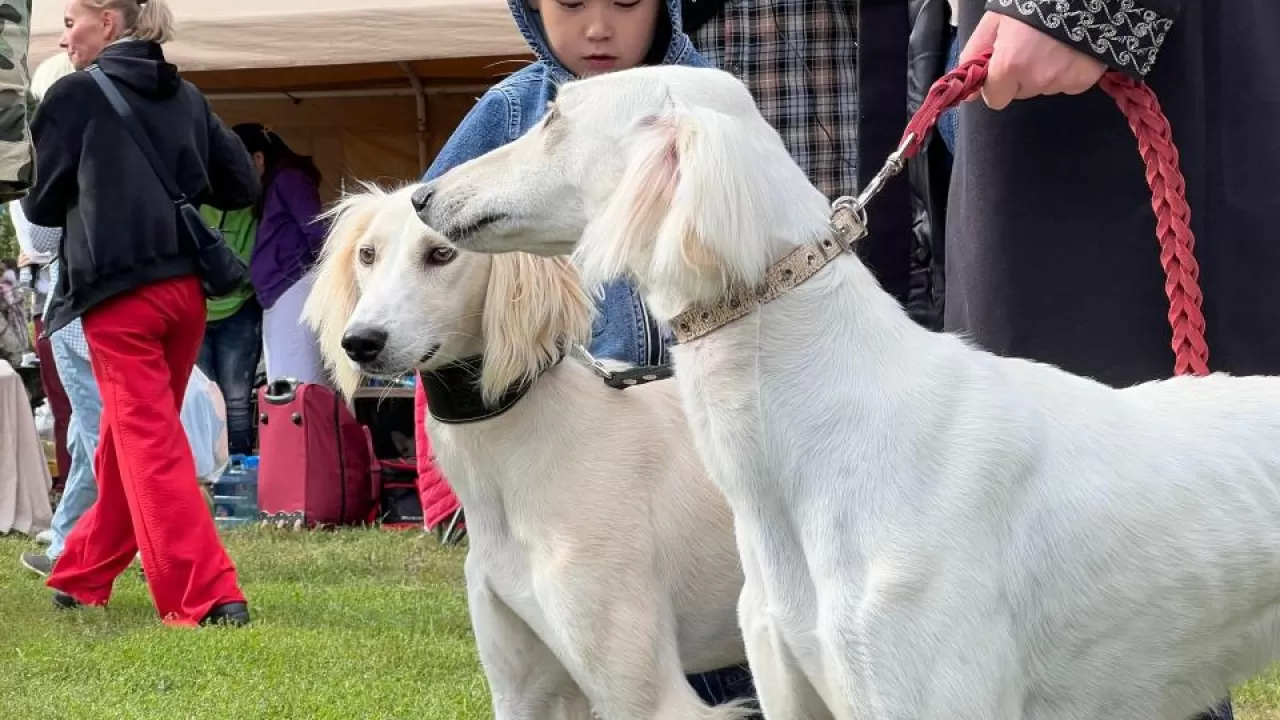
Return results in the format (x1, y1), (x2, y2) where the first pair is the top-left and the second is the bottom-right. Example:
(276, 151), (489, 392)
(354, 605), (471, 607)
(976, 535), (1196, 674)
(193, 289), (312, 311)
(3, 528), (1280, 719)
(0, 528), (490, 719)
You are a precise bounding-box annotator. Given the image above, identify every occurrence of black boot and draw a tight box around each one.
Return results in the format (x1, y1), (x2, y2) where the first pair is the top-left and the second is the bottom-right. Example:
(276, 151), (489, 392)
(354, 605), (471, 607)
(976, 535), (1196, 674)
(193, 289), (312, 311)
(52, 591), (81, 610)
(200, 602), (250, 627)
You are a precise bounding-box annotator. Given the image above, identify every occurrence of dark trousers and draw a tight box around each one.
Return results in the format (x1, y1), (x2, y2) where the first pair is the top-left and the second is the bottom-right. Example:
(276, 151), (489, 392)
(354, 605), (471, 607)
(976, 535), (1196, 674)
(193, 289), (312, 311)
(197, 298), (262, 455)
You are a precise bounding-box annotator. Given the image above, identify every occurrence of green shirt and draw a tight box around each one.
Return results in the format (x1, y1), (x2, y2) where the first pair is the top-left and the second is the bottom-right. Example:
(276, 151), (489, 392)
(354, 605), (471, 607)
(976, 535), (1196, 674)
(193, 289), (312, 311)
(200, 206), (258, 322)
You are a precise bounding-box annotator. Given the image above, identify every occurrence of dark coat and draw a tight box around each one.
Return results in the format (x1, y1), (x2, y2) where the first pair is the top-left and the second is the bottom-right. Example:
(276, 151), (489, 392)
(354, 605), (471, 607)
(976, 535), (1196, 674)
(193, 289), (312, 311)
(853, 0), (954, 329)
(23, 40), (259, 334)
(903, 0), (955, 330)
(945, 0), (1280, 386)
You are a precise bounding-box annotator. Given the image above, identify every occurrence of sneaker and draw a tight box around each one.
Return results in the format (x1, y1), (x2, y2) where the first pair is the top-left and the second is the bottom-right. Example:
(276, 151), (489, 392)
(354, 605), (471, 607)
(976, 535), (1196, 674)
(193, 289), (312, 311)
(34, 530), (54, 545)
(52, 591), (81, 610)
(20, 551), (53, 577)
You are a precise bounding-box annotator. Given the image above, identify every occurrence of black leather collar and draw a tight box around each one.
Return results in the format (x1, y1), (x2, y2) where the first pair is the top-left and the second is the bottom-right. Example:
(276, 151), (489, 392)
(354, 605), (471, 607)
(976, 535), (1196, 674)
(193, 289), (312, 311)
(421, 355), (548, 425)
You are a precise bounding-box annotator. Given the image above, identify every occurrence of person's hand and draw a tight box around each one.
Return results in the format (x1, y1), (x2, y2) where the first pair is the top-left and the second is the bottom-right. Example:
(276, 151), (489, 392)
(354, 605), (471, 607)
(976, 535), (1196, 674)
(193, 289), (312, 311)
(16, 252), (31, 268)
(959, 11), (1107, 110)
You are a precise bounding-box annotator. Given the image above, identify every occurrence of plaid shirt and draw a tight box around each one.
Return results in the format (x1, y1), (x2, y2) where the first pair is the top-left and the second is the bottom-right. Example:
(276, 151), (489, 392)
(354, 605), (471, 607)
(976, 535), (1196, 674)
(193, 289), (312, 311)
(691, 0), (860, 200)
(21, 218), (91, 359)
(44, 260), (90, 359)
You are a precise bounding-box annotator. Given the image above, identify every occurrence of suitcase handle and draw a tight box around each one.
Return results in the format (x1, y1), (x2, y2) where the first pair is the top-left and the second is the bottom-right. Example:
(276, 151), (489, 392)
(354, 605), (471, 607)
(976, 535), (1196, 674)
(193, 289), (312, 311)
(263, 378), (299, 405)
(364, 426), (382, 524)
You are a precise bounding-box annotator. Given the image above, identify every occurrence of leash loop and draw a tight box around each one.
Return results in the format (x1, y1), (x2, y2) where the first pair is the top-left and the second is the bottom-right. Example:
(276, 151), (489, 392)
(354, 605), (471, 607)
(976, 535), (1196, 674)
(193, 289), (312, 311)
(840, 49), (1207, 377)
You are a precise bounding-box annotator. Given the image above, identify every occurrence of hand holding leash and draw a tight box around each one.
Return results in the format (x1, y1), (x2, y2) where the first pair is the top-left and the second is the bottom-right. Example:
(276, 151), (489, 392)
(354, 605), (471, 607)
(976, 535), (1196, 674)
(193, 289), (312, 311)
(841, 51), (1207, 377)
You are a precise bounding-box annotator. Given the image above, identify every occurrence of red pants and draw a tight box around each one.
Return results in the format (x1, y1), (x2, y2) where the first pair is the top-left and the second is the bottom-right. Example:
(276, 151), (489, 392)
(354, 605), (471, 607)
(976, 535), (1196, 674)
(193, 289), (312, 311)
(47, 276), (245, 626)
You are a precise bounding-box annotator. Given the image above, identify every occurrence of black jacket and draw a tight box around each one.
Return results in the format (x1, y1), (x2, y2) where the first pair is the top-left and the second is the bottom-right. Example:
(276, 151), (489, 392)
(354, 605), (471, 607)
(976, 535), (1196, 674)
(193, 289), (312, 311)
(903, 0), (952, 331)
(23, 40), (259, 334)
(946, 0), (1280, 385)
(856, 0), (953, 331)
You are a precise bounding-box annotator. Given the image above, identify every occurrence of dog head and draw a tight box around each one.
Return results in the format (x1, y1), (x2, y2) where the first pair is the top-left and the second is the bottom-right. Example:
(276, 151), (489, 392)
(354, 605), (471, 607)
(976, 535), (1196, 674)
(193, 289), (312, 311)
(302, 183), (594, 405)
(413, 65), (826, 320)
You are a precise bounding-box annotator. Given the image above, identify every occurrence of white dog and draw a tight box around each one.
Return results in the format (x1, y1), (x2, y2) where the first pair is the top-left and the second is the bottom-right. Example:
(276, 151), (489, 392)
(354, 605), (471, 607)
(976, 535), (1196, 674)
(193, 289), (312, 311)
(414, 65), (1280, 720)
(302, 184), (753, 720)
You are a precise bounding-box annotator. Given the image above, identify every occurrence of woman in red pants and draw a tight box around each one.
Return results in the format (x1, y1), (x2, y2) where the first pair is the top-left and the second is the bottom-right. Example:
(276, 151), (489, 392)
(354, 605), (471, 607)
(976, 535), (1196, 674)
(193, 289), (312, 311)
(22, 0), (260, 626)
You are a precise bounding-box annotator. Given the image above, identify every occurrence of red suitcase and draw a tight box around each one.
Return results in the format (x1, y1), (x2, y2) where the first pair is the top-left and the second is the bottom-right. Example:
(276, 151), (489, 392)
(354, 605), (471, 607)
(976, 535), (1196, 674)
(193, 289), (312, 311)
(257, 379), (377, 528)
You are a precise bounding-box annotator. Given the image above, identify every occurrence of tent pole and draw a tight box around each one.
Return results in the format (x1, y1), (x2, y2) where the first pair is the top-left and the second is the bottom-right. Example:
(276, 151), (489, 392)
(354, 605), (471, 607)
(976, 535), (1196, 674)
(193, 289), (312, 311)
(398, 61), (430, 176)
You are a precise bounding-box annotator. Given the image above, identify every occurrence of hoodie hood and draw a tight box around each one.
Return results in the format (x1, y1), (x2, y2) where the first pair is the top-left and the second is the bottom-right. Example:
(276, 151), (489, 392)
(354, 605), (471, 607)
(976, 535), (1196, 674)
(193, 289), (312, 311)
(96, 39), (182, 100)
(508, 0), (694, 83)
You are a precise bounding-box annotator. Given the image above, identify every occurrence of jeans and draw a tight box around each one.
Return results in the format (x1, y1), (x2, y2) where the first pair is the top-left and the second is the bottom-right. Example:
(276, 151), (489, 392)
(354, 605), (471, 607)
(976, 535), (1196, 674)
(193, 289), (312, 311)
(46, 329), (103, 561)
(198, 298), (262, 455)
(940, 29), (961, 156)
(589, 279), (667, 366)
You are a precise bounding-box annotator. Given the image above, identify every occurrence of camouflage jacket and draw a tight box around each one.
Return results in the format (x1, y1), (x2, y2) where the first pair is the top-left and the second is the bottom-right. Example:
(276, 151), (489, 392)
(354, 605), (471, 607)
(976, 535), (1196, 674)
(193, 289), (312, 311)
(0, 0), (29, 202)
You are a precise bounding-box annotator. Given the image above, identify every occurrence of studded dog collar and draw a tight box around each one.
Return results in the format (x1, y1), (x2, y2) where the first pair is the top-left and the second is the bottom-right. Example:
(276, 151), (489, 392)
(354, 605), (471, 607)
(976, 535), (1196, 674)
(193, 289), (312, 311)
(669, 204), (867, 344)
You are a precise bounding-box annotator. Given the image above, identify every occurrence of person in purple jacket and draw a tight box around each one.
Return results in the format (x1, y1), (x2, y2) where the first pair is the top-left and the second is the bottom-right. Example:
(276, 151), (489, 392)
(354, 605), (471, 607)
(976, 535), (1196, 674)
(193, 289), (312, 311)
(232, 124), (327, 385)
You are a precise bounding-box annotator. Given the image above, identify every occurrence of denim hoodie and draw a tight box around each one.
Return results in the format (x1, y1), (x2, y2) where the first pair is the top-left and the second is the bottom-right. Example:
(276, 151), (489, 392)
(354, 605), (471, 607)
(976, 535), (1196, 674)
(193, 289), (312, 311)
(423, 0), (709, 367)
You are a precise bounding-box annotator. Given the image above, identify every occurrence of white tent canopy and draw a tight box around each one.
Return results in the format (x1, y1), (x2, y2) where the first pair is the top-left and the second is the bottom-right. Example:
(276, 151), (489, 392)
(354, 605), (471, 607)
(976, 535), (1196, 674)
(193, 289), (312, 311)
(30, 0), (535, 199)
(30, 0), (527, 70)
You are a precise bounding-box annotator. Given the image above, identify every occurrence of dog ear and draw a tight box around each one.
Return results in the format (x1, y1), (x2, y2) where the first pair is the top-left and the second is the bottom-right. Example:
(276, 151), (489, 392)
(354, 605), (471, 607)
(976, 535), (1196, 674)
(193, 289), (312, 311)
(303, 188), (382, 398)
(479, 252), (594, 406)
(574, 108), (679, 288)
(579, 101), (772, 293)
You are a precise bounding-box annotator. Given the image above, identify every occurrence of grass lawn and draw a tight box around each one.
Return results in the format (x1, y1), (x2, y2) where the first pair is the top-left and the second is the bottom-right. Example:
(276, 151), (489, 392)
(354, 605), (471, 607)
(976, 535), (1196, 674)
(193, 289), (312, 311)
(0, 527), (490, 719)
(3, 527), (1280, 719)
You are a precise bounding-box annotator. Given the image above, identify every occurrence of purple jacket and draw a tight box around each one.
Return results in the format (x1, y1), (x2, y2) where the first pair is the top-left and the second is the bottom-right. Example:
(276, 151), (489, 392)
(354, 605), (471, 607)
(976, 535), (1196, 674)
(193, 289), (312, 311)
(249, 166), (325, 309)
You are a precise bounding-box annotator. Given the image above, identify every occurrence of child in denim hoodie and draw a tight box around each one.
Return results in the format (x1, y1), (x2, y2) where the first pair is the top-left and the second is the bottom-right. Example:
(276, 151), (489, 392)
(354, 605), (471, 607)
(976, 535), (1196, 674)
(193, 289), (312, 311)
(412, 0), (757, 709)
(426, 0), (707, 367)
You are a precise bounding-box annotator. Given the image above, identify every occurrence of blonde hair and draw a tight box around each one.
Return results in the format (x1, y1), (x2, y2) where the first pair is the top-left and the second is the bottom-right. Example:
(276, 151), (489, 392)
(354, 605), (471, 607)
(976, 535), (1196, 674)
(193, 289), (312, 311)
(31, 53), (76, 102)
(84, 0), (175, 44)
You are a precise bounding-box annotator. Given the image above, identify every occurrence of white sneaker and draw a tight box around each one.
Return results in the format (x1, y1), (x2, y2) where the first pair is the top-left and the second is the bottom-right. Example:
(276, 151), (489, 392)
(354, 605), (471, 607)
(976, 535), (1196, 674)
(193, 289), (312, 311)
(34, 529), (54, 545)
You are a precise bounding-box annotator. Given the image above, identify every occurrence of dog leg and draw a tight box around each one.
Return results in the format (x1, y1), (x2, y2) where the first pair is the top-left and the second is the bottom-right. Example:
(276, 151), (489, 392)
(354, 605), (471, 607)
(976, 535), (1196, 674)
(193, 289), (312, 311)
(735, 541), (835, 720)
(469, 579), (589, 720)
(739, 585), (835, 719)
(535, 576), (751, 720)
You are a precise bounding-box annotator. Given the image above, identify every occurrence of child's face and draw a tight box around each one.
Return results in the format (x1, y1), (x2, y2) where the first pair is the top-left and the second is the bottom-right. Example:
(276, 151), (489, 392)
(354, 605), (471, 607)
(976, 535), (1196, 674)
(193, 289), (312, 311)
(529, 0), (662, 78)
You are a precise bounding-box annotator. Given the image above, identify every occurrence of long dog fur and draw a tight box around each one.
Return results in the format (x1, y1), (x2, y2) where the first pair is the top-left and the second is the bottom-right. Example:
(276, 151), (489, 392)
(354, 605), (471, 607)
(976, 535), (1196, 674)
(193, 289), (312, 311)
(302, 183), (752, 720)
(415, 64), (1280, 720)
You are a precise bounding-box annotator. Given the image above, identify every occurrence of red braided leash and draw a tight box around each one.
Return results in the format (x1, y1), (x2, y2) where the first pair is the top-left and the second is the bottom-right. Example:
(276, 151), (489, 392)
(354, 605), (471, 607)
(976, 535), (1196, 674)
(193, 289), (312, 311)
(897, 50), (1209, 377)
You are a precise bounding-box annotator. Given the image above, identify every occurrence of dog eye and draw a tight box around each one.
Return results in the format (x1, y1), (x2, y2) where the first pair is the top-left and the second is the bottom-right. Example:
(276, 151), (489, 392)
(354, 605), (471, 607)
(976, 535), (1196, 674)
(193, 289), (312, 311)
(357, 246), (376, 266)
(426, 246), (457, 266)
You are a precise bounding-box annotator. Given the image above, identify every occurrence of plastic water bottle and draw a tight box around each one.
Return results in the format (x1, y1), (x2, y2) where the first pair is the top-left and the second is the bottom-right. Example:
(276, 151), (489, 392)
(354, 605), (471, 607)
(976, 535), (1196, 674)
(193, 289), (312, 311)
(212, 455), (243, 524)
(212, 455), (258, 528)
(240, 455), (260, 518)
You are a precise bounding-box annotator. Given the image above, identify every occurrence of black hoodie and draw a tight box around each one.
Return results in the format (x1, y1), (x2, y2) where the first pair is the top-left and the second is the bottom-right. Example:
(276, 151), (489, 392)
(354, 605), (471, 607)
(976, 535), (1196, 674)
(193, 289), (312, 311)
(23, 40), (259, 334)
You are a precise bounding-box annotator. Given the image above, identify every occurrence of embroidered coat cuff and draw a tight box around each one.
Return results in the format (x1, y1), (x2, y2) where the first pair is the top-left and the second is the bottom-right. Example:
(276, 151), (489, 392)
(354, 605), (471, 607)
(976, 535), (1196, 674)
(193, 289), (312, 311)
(985, 0), (1179, 78)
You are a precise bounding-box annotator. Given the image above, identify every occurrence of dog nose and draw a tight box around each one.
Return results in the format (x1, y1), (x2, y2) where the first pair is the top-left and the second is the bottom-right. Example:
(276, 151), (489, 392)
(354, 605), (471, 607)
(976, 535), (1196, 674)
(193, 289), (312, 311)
(411, 184), (434, 217)
(341, 326), (388, 364)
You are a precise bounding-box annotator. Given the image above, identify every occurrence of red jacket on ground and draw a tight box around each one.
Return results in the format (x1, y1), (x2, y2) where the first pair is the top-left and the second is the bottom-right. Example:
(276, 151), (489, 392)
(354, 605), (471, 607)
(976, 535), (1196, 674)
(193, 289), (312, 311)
(414, 378), (461, 530)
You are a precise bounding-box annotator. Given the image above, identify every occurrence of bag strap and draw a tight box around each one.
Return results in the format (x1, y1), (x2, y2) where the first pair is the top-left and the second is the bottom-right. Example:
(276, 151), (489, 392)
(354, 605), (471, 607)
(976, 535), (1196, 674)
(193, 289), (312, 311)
(86, 64), (189, 205)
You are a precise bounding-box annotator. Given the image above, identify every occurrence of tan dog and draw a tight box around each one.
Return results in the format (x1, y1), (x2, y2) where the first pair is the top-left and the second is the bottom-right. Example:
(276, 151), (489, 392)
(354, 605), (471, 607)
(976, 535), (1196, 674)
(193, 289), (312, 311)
(302, 183), (751, 720)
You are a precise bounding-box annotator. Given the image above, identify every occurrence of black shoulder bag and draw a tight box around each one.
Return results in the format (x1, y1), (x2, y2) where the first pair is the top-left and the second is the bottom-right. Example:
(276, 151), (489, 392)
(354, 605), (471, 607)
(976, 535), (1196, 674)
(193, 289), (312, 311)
(86, 65), (249, 298)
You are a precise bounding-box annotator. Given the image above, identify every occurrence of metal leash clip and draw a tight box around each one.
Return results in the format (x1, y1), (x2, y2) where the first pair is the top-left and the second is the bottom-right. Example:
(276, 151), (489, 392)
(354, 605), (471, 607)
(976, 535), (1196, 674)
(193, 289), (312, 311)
(572, 343), (614, 381)
(572, 344), (674, 389)
(829, 131), (915, 250)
